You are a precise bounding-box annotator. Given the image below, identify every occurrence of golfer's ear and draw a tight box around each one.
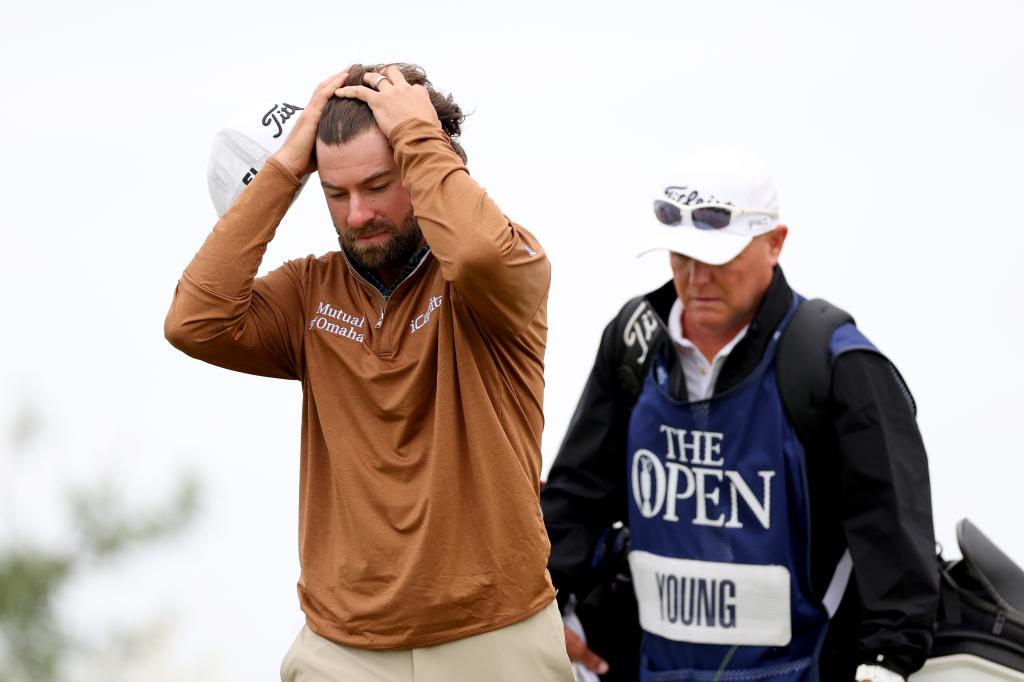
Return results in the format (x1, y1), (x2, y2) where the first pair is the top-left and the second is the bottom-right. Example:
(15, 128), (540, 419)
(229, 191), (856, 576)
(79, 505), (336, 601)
(766, 225), (787, 263)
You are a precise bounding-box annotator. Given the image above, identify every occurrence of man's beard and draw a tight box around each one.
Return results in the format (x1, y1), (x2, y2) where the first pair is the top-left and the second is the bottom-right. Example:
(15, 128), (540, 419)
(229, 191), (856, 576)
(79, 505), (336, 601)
(339, 209), (424, 273)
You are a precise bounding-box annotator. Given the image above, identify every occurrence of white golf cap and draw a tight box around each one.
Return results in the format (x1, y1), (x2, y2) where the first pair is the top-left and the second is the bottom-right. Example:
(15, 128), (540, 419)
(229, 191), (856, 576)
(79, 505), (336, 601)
(207, 99), (306, 217)
(638, 147), (781, 266)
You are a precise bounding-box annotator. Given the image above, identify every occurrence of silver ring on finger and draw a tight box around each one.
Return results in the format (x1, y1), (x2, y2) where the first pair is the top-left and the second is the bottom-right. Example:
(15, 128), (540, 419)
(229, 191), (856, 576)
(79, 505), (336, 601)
(373, 75), (389, 90)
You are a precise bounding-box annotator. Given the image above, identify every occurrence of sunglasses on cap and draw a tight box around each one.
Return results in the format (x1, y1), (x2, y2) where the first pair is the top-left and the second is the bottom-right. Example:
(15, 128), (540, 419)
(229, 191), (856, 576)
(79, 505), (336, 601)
(653, 197), (778, 232)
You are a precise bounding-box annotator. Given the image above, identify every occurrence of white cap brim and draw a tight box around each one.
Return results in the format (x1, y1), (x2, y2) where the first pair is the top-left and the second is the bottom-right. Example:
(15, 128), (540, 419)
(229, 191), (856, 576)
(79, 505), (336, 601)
(636, 224), (752, 266)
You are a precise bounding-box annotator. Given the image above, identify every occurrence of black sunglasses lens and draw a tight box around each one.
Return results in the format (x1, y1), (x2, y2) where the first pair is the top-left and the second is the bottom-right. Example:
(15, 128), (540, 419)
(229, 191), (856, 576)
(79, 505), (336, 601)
(654, 200), (682, 226)
(691, 206), (733, 230)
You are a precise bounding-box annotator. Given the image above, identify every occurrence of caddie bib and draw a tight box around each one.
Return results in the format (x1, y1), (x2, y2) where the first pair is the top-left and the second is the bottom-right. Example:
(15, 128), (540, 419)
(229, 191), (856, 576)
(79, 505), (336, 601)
(626, 296), (875, 681)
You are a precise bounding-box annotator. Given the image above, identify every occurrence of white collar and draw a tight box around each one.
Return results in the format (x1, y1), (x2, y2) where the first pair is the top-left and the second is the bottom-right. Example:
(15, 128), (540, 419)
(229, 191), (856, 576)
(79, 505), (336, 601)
(667, 298), (749, 402)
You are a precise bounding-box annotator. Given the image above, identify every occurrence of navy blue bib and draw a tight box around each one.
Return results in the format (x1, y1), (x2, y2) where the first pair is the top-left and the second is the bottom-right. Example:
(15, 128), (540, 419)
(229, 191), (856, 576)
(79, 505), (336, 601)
(626, 296), (875, 681)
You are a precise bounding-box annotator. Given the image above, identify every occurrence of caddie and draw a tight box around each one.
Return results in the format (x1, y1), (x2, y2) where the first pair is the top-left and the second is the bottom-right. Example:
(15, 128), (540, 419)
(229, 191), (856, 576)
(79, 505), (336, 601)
(541, 147), (938, 682)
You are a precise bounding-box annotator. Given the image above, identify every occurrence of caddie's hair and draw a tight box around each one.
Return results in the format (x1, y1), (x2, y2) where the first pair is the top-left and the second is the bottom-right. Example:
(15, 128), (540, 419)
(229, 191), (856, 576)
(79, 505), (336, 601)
(318, 63), (467, 163)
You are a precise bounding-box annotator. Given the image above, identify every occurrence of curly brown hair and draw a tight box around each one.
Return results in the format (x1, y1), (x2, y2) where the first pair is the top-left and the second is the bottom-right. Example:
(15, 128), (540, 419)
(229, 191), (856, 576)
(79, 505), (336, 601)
(317, 63), (467, 163)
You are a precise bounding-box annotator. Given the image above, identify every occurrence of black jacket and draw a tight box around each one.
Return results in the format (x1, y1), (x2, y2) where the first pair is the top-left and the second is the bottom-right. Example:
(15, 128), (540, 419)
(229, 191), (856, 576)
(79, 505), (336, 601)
(542, 268), (938, 680)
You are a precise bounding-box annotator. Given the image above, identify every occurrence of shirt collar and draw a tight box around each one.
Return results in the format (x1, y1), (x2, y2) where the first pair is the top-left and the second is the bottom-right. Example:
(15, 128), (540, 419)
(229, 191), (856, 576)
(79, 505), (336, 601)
(345, 245), (431, 299)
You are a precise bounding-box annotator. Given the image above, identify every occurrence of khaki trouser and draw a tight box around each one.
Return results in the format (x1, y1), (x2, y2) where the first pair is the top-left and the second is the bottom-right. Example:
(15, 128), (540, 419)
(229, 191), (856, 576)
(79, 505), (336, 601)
(281, 599), (575, 682)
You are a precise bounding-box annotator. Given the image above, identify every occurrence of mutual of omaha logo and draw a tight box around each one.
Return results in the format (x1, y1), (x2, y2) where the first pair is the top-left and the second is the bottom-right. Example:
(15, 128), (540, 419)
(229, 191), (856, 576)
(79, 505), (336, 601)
(309, 301), (365, 343)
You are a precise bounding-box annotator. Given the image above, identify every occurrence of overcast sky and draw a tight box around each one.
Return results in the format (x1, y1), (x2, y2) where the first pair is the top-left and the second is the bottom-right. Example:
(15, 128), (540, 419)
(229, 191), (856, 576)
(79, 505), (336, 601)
(3, 0), (1023, 679)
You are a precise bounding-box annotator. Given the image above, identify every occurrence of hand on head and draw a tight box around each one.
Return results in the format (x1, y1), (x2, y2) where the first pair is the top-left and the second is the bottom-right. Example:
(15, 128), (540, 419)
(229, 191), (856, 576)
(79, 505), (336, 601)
(334, 64), (442, 138)
(271, 71), (350, 178)
(271, 63), (464, 181)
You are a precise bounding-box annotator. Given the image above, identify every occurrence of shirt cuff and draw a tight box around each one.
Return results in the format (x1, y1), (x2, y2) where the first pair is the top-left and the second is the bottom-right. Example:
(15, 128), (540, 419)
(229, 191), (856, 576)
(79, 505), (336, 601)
(854, 663), (906, 682)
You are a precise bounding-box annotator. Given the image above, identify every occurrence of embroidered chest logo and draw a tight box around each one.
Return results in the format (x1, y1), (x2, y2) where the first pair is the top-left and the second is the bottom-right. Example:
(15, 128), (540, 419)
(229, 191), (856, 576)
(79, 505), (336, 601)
(309, 301), (365, 343)
(409, 295), (443, 334)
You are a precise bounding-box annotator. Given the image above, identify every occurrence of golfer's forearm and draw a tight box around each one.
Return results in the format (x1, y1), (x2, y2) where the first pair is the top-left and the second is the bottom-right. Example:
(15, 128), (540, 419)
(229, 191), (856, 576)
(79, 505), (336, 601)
(180, 158), (300, 297)
(164, 158), (303, 376)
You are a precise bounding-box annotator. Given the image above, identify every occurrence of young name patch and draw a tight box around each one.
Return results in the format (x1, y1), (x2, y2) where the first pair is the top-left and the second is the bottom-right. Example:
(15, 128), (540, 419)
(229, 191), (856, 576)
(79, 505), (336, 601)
(628, 551), (792, 646)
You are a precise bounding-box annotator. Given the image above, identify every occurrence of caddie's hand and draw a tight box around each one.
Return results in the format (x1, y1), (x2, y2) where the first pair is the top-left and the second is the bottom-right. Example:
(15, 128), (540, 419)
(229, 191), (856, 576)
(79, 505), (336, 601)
(564, 625), (609, 676)
(333, 64), (441, 139)
(271, 70), (349, 178)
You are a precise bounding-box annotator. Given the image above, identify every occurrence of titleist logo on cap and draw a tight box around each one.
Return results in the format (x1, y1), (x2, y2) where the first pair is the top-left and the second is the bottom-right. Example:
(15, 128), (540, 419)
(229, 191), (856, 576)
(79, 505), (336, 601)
(261, 103), (304, 138)
(664, 185), (733, 207)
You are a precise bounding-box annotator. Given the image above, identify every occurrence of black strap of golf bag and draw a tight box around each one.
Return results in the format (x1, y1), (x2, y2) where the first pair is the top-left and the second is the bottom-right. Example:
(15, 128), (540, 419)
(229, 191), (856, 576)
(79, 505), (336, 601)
(614, 296), (662, 406)
(776, 298), (854, 448)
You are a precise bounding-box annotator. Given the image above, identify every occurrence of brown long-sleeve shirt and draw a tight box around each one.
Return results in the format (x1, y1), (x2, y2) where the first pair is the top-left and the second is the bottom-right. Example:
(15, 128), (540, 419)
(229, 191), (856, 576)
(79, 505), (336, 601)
(165, 117), (555, 649)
